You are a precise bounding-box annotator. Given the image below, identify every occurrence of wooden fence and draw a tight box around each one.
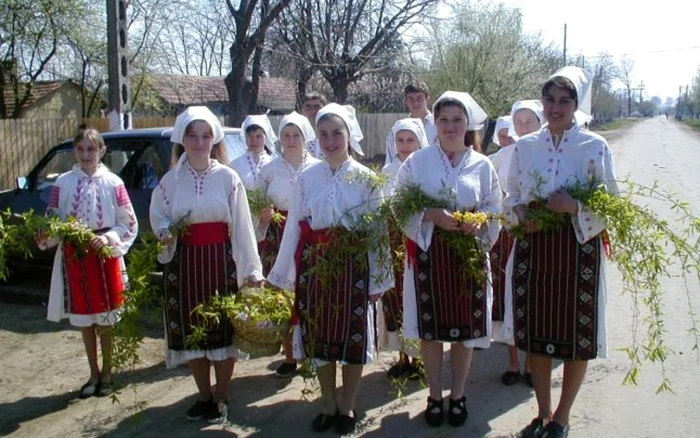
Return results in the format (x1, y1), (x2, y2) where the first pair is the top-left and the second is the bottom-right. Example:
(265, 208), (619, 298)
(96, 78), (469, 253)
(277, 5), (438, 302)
(0, 114), (403, 191)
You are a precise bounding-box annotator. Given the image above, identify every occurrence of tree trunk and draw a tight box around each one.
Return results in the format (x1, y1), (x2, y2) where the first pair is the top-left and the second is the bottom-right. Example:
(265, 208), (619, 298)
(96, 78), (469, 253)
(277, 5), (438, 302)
(296, 64), (313, 109)
(247, 45), (264, 114)
(226, 53), (249, 127)
(329, 78), (351, 104)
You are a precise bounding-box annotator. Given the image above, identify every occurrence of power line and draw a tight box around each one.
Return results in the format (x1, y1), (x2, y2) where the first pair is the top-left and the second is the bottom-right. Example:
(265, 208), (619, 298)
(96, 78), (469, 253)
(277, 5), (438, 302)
(575, 45), (700, 60)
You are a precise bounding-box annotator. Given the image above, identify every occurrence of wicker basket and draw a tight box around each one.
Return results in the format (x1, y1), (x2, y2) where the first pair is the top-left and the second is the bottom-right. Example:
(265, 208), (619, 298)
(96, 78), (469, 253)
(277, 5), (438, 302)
(233, 318), (290, 358)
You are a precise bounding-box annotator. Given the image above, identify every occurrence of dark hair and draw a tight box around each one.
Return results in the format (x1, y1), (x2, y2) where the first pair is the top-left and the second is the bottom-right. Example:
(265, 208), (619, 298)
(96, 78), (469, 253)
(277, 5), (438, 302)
(170, 121), (228, 168)
(542, 77), (578, 107)
(433, 98), (483, 153)
(245, 124), (265, 135)
(303, 92), (327, 105)
(404, 81), (430, 97)
(74, 128), (105, 150)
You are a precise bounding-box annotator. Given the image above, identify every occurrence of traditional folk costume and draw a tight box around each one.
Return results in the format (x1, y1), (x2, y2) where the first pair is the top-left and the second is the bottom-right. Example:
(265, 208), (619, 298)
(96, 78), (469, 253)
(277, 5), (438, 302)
(305, 138), (324, 160)
(268, 104), (393, 366)
(503, 68), (618, 361)
(490, 100), (544, 345)
(150, 108), (263, 369)
(398, 92), (502, 349)
(491, 115), (512, 148)
(377, 118), (429, 354)
(258, 112), (321, 274)
(384, 111), (437, 166)
(229, 115), (276, 243)
(41, 164), (138, 327)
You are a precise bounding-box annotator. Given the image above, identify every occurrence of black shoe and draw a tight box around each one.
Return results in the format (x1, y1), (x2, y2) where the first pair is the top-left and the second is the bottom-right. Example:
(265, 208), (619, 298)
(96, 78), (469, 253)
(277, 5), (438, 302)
(386, 361), (409, 379)
(185, 397), (213, 421)
(206, 400), (229, 424)
(95, 379), (114, 397)
(312, 411), (337, 432)
(542, 421), (569, 438)
(275, 361), (298, 378)
(518, 418), (546, 438)
(447, 396), (468, 427)
(524, 372), (534, 387)
(424, 397), (444, 427)
(335, 410), (357, 435)
(405, 362), (425, 381)
(501, 371), (520, 386)
(79, 379), (99, 399)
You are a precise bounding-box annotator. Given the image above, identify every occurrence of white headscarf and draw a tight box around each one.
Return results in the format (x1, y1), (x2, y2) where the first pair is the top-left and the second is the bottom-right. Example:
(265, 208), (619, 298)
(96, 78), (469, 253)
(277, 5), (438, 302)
(241, 114), (278, 152)
(508, 100), (544, 139)
(316, 103), (364, 156)
(170, 106), (224, 144)
(492, 116), (512, 146)
(278, 111), (316, 145)
(547, 66), (593, 126)
(388, 118), (430, 158)
(433, 91), (488, 131)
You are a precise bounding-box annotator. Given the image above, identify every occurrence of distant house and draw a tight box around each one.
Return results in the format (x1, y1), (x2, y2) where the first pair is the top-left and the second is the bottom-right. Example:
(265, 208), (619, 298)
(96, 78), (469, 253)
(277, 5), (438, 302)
(1, 80), (99, 119)
(147, 75), (297, 117)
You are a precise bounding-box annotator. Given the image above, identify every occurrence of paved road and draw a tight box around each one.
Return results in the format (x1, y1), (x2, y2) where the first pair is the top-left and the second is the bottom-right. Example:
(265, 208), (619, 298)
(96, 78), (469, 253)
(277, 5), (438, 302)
(1, 118), (699, 437)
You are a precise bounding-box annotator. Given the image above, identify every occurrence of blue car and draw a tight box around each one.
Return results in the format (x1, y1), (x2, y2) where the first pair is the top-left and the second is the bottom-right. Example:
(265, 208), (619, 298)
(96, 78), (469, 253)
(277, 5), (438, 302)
(0, 126), (273, 277)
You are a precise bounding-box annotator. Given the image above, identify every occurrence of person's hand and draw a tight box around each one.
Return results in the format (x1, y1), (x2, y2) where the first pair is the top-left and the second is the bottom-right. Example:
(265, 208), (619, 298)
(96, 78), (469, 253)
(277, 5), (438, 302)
(259, 206), (275, 224)
(158, 230), (176, 246)
(35, 231), (47, 245)
(90, 235), (110, 251)
(514, 205), (541, 234)
(459, 221), (482, 236)
(425, 208), (459, 231)
(369, 293), (383, 304)
(546, 190), (578, 215)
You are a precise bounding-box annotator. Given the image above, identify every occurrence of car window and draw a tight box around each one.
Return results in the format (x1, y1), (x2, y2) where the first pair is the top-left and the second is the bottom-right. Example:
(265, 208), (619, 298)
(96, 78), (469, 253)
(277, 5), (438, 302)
(132, 144), (166, 189)
(224, 133), (247, 163)
(36, 147), (135, 192)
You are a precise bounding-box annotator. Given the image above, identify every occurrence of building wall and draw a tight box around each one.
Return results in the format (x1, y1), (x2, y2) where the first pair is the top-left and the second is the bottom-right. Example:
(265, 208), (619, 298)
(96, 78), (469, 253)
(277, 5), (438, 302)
(21, 84), (100, 119)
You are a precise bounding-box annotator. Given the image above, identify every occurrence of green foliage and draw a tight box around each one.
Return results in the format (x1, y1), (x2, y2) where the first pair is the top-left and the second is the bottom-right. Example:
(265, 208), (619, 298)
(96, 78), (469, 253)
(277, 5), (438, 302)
(111, 233), (163, 372)
(511, 177), (700, 392)
(246, 189), (284, 225)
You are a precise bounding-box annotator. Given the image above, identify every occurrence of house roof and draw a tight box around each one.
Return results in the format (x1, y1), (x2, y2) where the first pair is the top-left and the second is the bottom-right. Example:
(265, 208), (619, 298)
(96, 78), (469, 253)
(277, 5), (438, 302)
(149, 75), (297, 111)
(2, 80), (72, 115)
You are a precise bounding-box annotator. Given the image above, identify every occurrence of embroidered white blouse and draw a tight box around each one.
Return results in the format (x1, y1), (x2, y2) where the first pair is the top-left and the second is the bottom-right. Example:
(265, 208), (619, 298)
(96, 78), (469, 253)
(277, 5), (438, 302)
(229, 150), (274, 241)
(149, 156), (263, 285)
(41, 164), (139, 323)
(504, 124), (618, 243)
(396, 144), (503, 252)
(267, 158), (394, 295)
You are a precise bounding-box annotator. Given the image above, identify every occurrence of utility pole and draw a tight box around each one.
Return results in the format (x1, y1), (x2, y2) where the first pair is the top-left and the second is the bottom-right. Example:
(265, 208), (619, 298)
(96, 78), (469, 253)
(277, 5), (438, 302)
(563, 23), (567, 66)
(677, 85), (682, 119)
(106, 0), (132, 130)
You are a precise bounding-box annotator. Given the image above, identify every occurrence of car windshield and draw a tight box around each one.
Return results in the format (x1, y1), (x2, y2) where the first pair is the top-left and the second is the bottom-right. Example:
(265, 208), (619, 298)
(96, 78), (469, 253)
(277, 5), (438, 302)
(223, 133), (247, 163)
(36, 148), (135, 191)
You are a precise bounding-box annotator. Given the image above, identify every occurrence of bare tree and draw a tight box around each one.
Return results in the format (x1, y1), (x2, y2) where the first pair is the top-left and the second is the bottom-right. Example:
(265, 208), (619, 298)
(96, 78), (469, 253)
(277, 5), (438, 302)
(152, 0), (236, 76)
(615, 56), (635, 116)
(275, 0), (438, 104)
(0, 0), (81, 118)
(224, 0), (293, 126)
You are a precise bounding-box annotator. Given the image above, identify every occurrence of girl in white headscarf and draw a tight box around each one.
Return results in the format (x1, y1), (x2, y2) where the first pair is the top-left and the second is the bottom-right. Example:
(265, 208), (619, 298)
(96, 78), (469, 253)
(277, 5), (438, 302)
(489, 100), (544, 391)
(259, 111), (321, 377)
(378, 118), (429, 380)
(267, 103), (393, 435)
(396, 91), (502, 428)
(492, 115), (514, 148)
(504, 67), (618, 438)
(229, 114), (277, 243)
(150, 106), (264, 424)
